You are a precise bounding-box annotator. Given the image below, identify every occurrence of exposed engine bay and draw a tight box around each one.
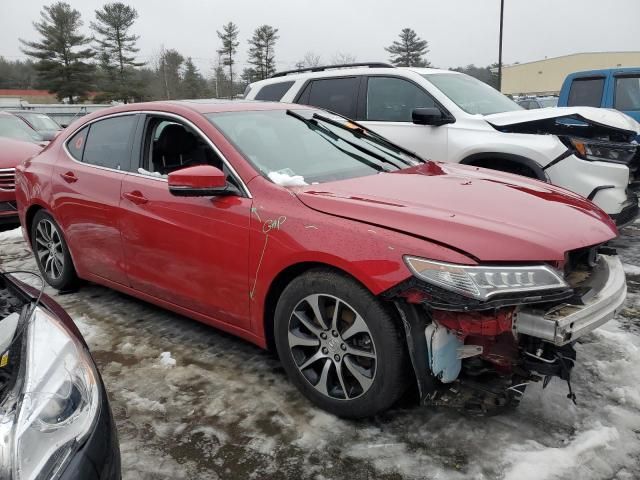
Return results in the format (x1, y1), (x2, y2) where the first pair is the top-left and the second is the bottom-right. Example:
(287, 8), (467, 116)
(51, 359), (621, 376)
(0, 275), (27, 402)
(388, 245), (627, 415)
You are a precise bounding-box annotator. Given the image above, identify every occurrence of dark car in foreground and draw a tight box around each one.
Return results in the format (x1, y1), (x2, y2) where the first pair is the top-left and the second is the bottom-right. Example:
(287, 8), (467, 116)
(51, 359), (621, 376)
(15, 100), (626, 418)
(0, 138), (42, 226)
(0, 272), (120, 479)
(10, 110), (62, 141)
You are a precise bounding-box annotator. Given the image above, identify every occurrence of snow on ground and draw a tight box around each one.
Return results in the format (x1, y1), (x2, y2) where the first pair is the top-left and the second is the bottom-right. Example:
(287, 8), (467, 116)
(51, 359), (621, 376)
(1, 224), (640, 480)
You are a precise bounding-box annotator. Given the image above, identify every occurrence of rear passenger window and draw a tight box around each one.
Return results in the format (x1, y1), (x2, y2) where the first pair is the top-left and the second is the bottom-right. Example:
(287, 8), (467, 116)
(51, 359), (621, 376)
(567, 78), (605, 107)
(82, 116), (136, 170)
(255, 81), (295, 101)
(366, 77), (436, 122)
(66, 126), (88, 161)
(299, 77), (360, 118)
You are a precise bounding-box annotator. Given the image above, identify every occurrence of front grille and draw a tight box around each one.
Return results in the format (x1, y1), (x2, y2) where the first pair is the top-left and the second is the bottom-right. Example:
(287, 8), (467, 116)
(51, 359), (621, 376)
(564, 245), (598, 287)
(0, 168), (15, 191)
(629, 149), (640, 193)
(0, 201), (16, 212)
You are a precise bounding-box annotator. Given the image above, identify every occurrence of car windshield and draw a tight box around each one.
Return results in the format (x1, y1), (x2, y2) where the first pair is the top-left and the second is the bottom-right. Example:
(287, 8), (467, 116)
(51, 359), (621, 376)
(206, 109), (422, 185)
(422, 73), (522, 115)
(0, 115), (43, 142)
(18, 112), (59, 131)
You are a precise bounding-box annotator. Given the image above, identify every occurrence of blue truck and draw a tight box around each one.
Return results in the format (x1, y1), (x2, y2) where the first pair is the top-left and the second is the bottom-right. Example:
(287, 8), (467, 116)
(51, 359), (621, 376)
(558, 67), (640, 125)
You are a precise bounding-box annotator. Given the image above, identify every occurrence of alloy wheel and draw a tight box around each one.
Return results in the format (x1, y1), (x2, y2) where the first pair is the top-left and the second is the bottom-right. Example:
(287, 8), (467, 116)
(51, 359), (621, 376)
(34, 218), (65, 280)
(287, 294), (377, 400)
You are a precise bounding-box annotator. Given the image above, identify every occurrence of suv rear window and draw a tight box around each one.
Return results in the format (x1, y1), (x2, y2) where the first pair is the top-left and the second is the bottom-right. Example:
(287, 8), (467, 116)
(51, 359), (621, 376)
(255, 81), (295, 101)
(567, 77), (605, 107)
(297, 77), (359, 118)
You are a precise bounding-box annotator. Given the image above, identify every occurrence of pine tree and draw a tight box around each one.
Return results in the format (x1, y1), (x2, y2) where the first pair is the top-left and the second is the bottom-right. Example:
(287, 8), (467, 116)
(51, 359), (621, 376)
(248, 25), (279, 80)
(20, 2), (95, 103)
(158, 48), (184, 100)
(216, 22), (239, 98)
(180, 58), (207, 99)
(385, 28), (430, 67)
(91, 2), (144, 102)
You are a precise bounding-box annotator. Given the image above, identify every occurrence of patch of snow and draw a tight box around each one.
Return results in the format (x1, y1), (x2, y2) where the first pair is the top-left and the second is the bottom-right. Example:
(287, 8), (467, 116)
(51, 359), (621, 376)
(159, 351), (176, 367)
(268, 169), (308, 186)
(623, 263), (640, 275)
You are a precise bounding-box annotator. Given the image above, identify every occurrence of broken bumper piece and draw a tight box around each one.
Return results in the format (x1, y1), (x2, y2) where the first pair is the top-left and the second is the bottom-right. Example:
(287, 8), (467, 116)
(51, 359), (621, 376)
(514, 254), (626, 345)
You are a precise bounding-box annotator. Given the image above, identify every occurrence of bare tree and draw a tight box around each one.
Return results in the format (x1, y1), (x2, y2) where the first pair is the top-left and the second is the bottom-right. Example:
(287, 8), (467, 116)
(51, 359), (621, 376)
(295, 51), (321, 69)
(331, 52), (357, 65)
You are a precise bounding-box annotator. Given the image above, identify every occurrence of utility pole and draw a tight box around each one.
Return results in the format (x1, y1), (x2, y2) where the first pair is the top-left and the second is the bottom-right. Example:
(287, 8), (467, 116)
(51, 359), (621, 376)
(498, 0), (505, 92)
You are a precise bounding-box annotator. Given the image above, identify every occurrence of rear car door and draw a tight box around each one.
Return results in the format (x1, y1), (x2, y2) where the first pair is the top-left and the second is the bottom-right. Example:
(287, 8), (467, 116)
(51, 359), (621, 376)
(360, 75), (448, 161)
(52, 114), (138, 285)
(119, 114), (252, 329)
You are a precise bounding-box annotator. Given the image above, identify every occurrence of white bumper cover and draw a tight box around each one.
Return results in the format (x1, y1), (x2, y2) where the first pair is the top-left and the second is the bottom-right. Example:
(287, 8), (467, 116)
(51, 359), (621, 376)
(513, 255), (627, 345)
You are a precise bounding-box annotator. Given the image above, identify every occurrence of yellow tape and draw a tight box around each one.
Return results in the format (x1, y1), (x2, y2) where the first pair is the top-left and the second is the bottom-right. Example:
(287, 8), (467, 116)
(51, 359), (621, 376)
(0, 352), (8, 368)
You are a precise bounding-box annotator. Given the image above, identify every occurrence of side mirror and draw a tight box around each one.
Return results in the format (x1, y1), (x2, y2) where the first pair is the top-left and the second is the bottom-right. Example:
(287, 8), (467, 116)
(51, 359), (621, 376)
(412, 107), (452, 126)
(40, 131), (57, 141)
(168, 165), (233, 197)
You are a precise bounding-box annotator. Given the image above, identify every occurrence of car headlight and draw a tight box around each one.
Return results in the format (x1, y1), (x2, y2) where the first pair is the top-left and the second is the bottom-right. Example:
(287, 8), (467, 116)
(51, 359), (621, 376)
(568, 137), (636, 164)
(13, 307), (99, 480)
(404, 256), (569, 301)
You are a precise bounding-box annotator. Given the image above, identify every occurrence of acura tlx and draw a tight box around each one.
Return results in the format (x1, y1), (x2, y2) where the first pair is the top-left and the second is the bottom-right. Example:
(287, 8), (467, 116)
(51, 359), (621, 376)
(15, 101), (627, 417)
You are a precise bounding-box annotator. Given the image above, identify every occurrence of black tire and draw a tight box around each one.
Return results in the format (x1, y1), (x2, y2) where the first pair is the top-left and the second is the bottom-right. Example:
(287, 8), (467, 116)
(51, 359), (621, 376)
(274, 268), (407, 418)
(30, 210), (79, 291)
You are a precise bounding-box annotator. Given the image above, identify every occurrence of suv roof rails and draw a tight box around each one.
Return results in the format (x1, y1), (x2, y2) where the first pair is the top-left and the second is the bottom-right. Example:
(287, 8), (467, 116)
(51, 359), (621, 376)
(270, 62), (395, 78)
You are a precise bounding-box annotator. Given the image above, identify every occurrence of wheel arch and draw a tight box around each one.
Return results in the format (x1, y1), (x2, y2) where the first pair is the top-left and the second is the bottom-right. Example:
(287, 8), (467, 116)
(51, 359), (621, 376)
(460, 152), (547, 180)
(24, 203), (46, 246)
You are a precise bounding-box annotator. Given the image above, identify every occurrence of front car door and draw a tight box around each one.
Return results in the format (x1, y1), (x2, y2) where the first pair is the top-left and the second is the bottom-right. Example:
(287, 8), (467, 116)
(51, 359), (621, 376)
(118, 113), (252, 329)
(359, 75), (449, 161)
(52, 114), (138, 285)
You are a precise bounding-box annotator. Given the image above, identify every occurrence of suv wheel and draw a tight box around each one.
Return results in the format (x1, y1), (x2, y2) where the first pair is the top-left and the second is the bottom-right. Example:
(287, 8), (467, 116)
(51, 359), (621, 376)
(274, 269), (407, 418)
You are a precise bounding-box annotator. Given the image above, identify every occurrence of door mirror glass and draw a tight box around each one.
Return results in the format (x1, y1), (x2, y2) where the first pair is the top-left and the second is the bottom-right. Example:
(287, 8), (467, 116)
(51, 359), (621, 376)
(168, 165), (231, 197)
(412, 107), (449, 126)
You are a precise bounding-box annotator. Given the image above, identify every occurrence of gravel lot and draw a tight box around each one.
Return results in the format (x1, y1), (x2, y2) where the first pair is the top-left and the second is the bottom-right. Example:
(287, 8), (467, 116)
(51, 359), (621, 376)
(1, 224), (639, 480)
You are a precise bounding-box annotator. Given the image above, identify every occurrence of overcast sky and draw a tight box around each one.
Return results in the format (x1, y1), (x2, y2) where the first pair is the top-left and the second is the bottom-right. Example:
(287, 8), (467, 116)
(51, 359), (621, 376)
(2, 0), (639, 75)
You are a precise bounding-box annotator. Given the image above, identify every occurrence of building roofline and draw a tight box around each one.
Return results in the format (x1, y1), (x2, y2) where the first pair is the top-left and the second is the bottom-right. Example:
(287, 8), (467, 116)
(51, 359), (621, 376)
(504, 50), (640, 69)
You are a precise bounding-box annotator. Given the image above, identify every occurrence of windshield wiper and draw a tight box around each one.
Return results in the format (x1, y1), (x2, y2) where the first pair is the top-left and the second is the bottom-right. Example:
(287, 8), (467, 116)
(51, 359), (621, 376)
(286, 110), (389, 172)
(312, 113), (424, 165)
(287, 110), (405, 170)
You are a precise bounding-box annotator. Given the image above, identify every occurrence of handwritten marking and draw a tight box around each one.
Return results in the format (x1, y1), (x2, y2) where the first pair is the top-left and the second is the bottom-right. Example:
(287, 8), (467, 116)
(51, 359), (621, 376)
(250, 207), (262, 222)
(250, 235), (270, 300)
(305, 225), (318, 230)
(262, 216), (287, 234)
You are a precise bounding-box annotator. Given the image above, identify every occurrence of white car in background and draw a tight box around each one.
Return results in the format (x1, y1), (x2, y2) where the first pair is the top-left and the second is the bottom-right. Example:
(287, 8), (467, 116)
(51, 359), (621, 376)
(246, 63), (640, 227)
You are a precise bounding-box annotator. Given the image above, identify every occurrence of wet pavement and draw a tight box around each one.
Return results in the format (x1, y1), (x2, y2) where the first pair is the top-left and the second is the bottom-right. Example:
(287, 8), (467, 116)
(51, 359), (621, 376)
(1, 224), (639, 480)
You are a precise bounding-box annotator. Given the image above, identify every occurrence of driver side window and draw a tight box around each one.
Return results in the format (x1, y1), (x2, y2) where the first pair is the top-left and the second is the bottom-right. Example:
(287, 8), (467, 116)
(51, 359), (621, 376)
(366, 77), (436, 122)
(138, 117), (224, 178)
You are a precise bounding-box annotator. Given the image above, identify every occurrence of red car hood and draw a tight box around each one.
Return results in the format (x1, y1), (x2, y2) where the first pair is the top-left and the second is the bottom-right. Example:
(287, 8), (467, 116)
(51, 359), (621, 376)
(0, 138), (43, 169)
(294, 163), (617, 262)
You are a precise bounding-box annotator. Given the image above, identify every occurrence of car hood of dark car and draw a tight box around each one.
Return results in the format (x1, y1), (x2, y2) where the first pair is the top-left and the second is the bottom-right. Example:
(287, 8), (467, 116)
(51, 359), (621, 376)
(294, 162), (617, 262)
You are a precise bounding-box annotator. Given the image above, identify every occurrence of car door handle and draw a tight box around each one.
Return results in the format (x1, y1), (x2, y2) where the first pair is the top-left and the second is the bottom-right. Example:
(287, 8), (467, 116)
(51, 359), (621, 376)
(60, 171), (78, 183)
(122, 191), (149, 205)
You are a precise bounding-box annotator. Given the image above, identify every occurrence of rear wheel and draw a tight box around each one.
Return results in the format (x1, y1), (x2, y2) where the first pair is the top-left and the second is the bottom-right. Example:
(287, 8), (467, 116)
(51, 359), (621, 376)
(31, 210), (78, 290)
(274, 269), (407, 418)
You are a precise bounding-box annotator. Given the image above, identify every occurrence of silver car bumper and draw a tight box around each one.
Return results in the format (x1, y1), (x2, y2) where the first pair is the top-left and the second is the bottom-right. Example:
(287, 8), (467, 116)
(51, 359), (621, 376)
(513, 255), (627, 346)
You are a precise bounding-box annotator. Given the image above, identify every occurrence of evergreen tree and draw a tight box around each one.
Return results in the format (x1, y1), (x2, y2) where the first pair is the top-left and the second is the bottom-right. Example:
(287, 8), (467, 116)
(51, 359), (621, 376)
(385, 28), (430, 67)
(216, 22), (239, 98)
(158, 48), (184, 100)
(248, 25), (279, 80)
(20, 2), (95, 103)
(91, 2), (144, 102)
(180, 58), (207, 99)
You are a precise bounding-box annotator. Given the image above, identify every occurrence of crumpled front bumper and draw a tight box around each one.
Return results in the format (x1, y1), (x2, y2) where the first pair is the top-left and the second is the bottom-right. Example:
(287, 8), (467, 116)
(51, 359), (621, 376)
(513, 254), (627, 345)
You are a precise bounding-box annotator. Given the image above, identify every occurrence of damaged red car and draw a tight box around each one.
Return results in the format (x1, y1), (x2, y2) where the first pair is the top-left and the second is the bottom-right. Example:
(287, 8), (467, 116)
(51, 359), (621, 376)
(15, 101), (626, 417)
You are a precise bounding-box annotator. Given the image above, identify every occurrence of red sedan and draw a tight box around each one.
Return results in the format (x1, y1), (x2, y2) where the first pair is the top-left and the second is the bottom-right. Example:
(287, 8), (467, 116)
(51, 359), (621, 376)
(0, 138), (42, 226)
(15, 101), (625, 417)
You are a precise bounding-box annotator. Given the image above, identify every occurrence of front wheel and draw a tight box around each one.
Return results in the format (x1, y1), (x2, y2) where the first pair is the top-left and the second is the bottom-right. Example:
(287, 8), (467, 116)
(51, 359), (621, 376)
(31, 210), (78, 290)
(274, 269), (407, 418)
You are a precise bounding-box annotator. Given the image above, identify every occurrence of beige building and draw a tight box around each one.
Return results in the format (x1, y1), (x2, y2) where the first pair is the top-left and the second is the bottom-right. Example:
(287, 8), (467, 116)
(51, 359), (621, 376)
(501, 51), (640, 96)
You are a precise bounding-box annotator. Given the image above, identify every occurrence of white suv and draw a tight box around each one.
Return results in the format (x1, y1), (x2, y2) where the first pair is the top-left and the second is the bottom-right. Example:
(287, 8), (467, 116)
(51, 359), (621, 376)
(246, 63), (640, 227)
